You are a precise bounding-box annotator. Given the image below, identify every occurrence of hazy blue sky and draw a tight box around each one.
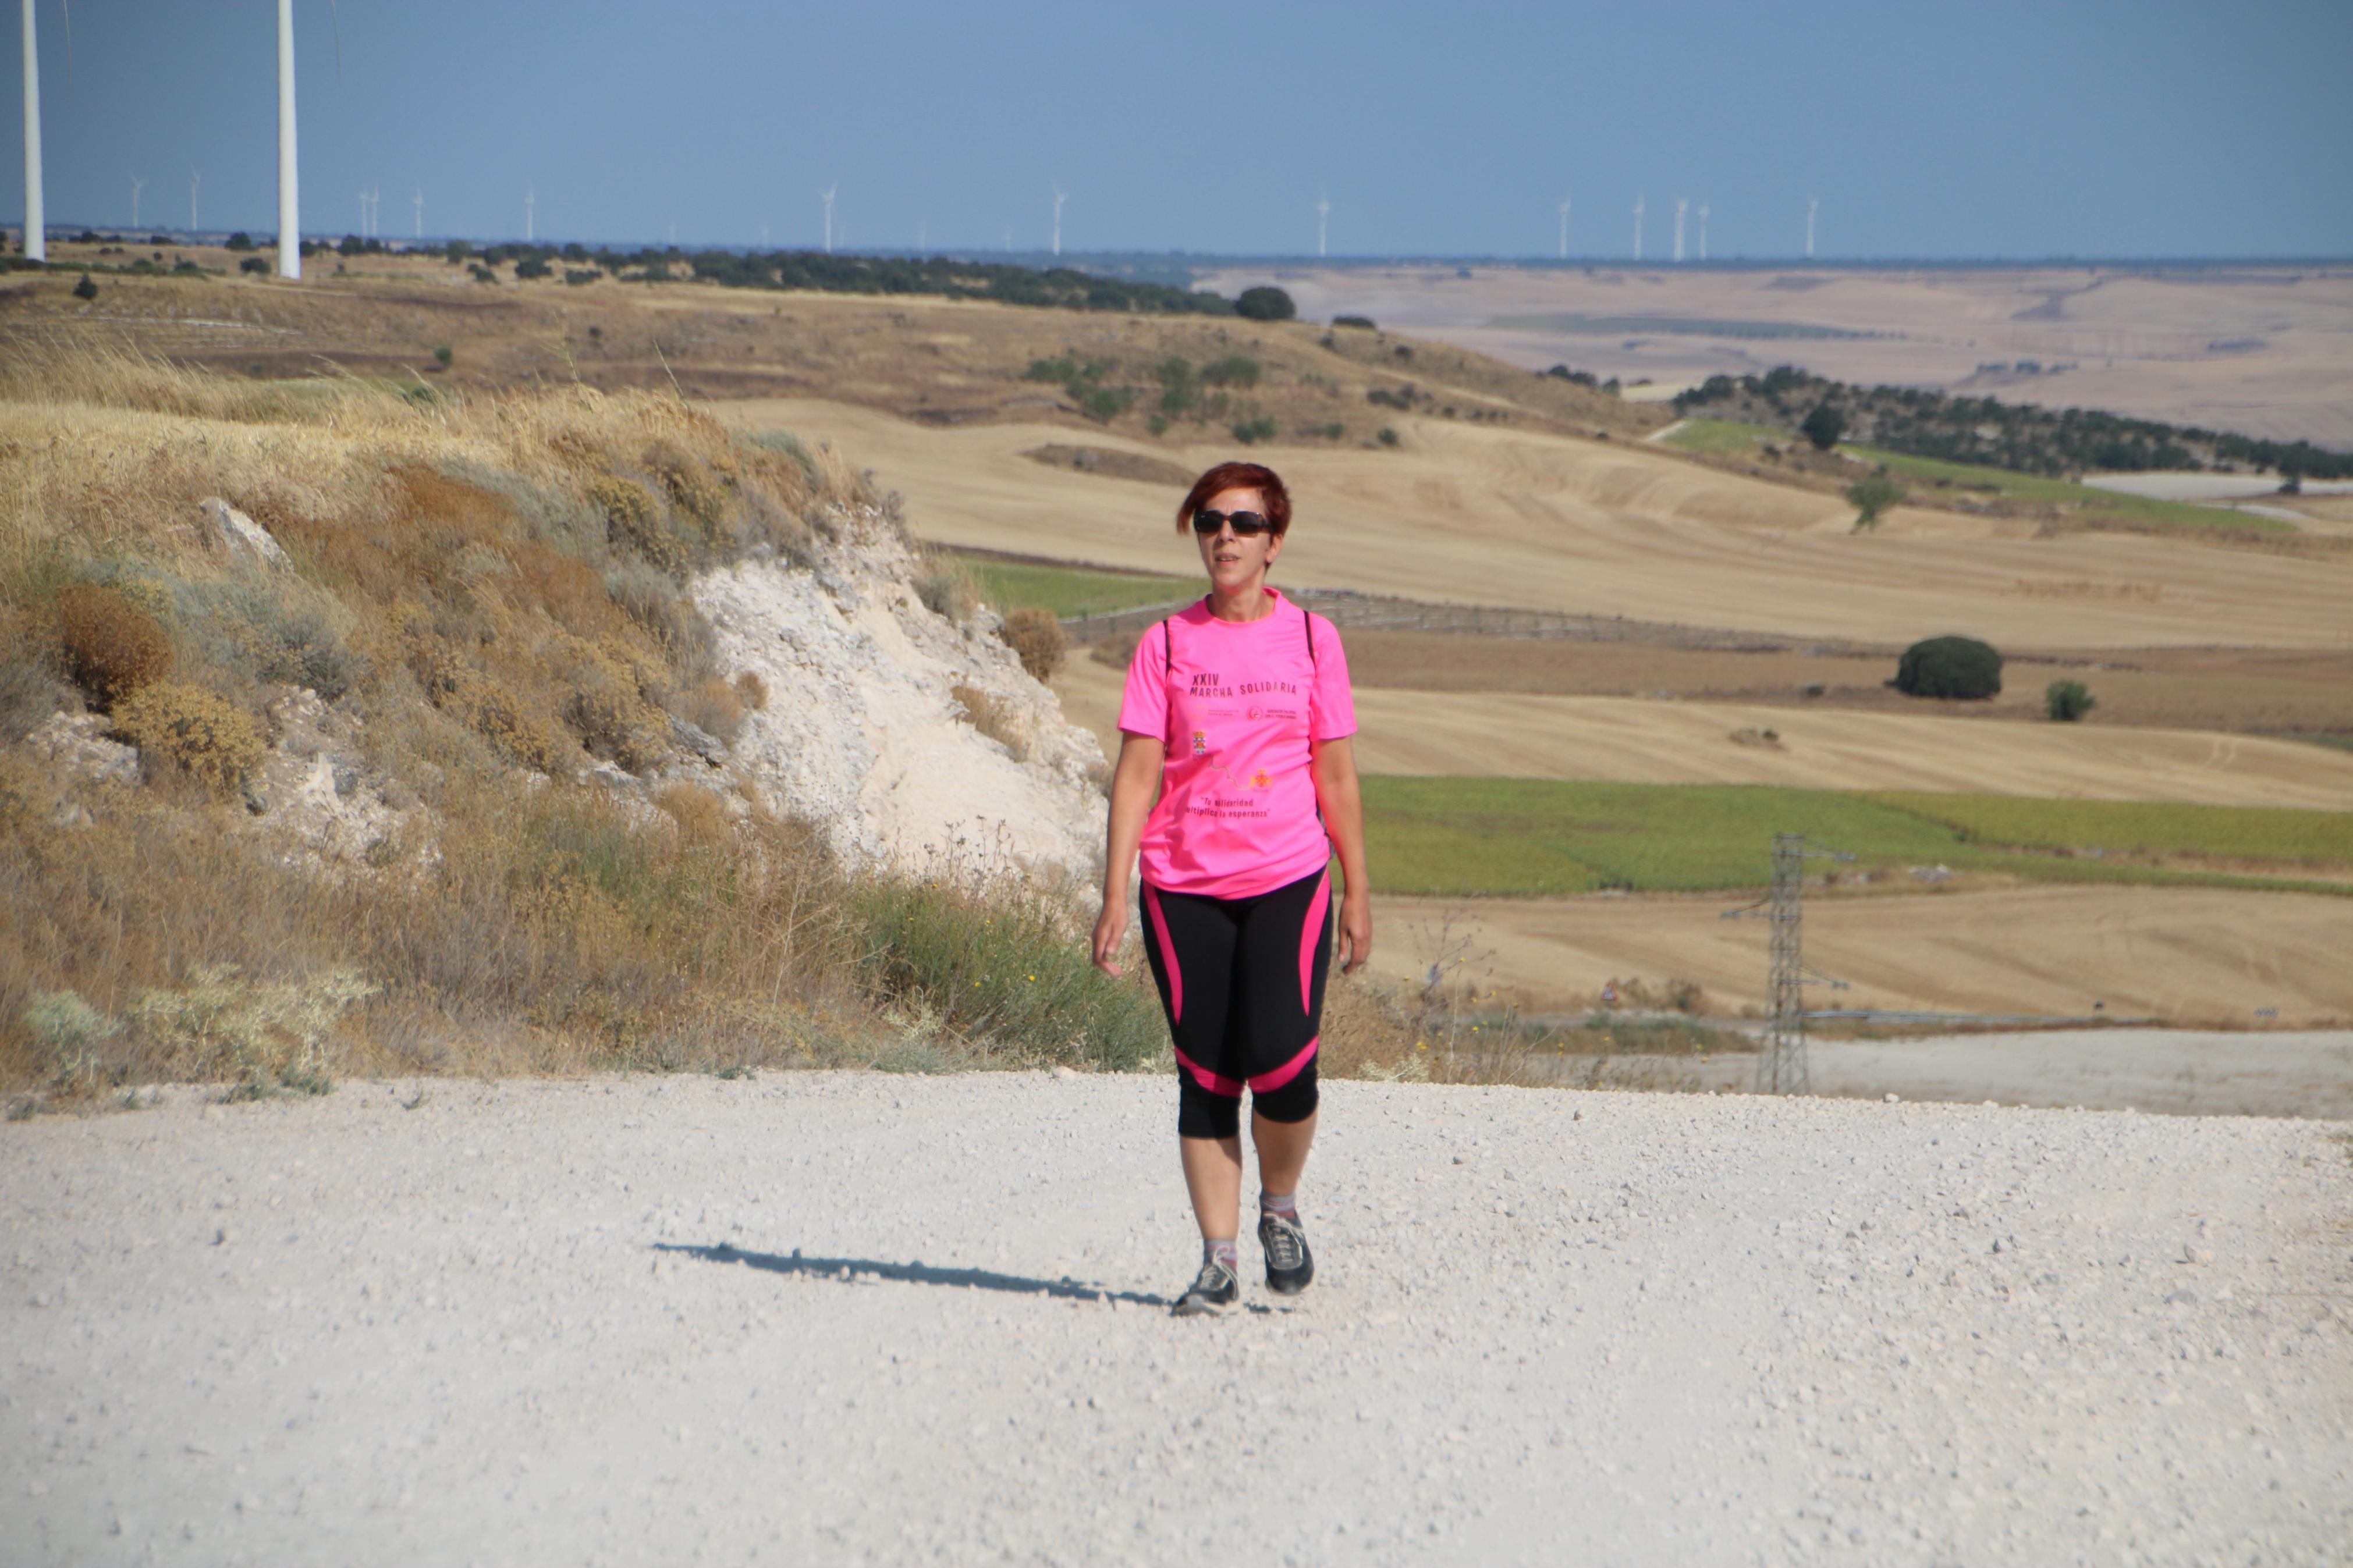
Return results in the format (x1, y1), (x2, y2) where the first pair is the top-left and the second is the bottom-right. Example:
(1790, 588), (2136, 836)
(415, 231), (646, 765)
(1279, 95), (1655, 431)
(10, 1), (2350, 258)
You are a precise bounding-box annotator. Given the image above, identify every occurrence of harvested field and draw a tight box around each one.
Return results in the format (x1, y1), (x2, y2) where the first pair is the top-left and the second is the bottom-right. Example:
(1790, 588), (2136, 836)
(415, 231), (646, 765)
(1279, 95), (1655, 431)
(5, 1075), (2347, 1564)
(1205, 262), (2353, 450)
(1047, 653), (2353, 808)
(716, 397), (2353, 650)
(1369, 884), (2353, 1025)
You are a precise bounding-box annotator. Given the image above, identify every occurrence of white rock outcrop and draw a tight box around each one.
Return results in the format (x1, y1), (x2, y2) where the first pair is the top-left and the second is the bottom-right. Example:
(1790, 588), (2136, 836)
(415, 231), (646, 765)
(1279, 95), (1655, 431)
(198, 497), (290, 569)
(690, 508), (1106, 878)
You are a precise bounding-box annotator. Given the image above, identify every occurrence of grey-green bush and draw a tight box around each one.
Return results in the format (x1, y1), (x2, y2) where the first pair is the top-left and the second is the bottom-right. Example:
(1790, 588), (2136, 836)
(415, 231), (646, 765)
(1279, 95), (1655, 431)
(2045, 678), (2096, 721)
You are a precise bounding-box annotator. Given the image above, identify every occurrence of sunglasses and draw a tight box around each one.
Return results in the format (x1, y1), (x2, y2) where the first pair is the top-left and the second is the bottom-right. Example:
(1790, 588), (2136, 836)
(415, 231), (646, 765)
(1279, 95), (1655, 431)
(1191, 509), (1275, 538)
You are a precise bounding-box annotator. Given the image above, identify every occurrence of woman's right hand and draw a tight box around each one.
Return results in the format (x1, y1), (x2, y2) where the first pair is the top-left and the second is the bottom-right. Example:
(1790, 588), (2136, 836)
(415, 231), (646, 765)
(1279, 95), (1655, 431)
(1091, 895), (1128, 976)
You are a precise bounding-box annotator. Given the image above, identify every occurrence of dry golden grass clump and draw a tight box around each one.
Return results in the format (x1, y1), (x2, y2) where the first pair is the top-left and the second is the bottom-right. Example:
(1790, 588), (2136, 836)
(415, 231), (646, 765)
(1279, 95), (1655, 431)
(999, 606), (1069, 682)
(109, 682), (265, 795)
(56, 583), (173, 709)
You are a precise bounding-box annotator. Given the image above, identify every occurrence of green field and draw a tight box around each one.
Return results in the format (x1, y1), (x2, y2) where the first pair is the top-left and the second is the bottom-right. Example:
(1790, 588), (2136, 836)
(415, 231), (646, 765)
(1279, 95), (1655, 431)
(955, 556), (1190, 619)
(1492, 314), (1872, 340)
(1361, 777), (2353, 898)
(1658, 419), (2282, 534)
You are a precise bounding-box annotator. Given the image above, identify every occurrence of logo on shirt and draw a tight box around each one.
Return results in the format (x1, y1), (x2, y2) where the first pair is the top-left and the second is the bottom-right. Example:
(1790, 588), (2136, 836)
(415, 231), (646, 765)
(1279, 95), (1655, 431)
(1248, 706), (1262, 721)
(1251, 769), (1270, 789)
(1190, 730), (1208, 756)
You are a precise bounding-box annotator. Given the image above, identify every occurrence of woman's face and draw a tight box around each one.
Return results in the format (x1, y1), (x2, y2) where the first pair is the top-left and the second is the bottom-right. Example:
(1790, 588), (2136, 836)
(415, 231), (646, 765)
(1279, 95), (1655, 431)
(1195, 486), (1284, 593)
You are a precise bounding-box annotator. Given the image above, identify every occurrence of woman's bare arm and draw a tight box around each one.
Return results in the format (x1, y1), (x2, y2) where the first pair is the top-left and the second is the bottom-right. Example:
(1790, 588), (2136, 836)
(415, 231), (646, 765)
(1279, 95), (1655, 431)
(1092, 734), (1165, 975)
(1310, 735), (1372, 972)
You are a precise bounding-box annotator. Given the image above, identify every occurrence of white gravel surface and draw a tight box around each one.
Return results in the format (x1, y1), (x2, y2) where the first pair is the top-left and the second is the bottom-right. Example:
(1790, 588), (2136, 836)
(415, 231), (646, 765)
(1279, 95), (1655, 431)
(6, 1073), (2349, 1565)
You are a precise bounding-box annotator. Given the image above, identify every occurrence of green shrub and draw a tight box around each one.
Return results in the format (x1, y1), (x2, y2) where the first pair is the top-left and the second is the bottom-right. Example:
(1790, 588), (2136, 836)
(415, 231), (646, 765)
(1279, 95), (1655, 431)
(1894, 635), (2002, 700)
(58, 582), (173, 709)
(110, 682), (266, 795)
(1236, 286), (1296, 322)
(239, 256), (269, 275)
(588, 475), (684, 573)
(1024, 356), (1079, 383)
(565, 268), (599, 286)
(1231, 415), (1277, 445)
(851, 875), (1161, 1069)
(515, 256), (552, 280)
(1201, 354), (1261, 387)
(2045, 678), (2096, 721)
(225, 232), (256, 252)
(73, 273), (98, 301)
(1376, 427), (1400, 447)
(999, 607), (1069, 681)
(24, 989), (120, 1090)
(1332, 314), (1376, 329)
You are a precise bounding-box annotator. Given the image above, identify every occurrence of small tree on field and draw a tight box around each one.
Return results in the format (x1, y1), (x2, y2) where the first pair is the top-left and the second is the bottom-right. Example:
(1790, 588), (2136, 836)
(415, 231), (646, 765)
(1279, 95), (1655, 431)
(72, 273), (98, 301)
(1801, 401), (1847, 450)
(1846, 470), (1905, 531)
(2045, 679), (2095, 721)
(1236, 286), (1296, 322)
(225, 232), (255, 251)
(1893, 635), (2002, 700)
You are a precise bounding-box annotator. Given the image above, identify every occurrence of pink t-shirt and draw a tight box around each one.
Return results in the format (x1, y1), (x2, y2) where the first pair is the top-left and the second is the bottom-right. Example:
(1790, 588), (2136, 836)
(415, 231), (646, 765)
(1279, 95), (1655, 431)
(1117, 590), (1357, 899)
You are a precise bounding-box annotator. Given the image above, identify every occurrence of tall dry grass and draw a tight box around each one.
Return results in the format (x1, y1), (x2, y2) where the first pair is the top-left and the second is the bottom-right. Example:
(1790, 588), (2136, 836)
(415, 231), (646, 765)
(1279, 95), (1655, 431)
(1, 342), (1159, 1104)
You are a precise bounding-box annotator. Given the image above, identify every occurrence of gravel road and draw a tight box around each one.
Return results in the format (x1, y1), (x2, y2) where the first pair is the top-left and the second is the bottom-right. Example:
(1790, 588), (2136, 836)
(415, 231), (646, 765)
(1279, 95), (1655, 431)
(6, 1073), (2348, 1565)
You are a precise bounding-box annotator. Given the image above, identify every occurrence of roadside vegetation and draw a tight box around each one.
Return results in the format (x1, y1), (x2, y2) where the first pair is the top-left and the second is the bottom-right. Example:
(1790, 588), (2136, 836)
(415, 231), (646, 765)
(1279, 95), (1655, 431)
(0, 348), (1166, 1108)
(1360, 777), (2353, 898)
(952, 556), (1188, 620)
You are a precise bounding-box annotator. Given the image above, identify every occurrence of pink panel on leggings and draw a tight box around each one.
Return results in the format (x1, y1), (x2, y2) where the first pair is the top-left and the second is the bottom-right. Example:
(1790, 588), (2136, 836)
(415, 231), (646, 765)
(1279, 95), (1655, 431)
(1297, 869), (1330, 1014)
(1249, 1035), (1319, 1094)
(1143, 883), (1181, 1025)
(1173, 1045), (1242, 1097)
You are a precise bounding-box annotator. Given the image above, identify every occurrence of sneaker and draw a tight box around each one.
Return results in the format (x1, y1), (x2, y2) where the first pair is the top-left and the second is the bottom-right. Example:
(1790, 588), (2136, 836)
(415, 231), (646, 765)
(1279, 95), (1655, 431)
(1258, 1210), (1314, 1296)
(1171, 1256), (1240, 1317)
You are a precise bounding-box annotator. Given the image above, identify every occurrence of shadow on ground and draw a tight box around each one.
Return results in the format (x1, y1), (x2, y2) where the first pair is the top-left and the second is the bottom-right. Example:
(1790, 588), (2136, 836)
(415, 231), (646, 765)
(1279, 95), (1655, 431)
(655, 1242), (1173, 1308)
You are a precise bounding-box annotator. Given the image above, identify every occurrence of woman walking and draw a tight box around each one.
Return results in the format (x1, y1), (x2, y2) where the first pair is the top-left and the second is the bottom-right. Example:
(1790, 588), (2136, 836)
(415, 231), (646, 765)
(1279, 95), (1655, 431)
(1091, 461), (1372, 1316)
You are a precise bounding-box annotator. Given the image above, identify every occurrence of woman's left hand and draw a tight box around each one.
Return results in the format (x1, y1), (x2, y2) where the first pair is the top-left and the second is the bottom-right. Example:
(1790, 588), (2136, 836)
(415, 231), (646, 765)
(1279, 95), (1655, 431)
(1336, 890), (1373, 974)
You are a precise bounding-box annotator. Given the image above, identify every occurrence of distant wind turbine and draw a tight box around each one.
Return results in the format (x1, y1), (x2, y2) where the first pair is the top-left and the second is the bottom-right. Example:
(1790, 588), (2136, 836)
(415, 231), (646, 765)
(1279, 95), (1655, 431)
(20, 0), (44, 261)
(1632, 193), (1644, 261)
(1697, 201), (1709, 262)
(821, 184), (837, 254)
(413, 186), (423, 239)
(1051, 185), (1065, 257)
(275, 0), (298, 276)
(1316, 191), (1330, 258)
(1557, 196), (1570, 261)
(130, 173), (144, 229)
(190, 169), (200, 232)
(524, 189), (534, 243)
(1673, 197), (1688, 263)
(1805, 197), (1818, 259)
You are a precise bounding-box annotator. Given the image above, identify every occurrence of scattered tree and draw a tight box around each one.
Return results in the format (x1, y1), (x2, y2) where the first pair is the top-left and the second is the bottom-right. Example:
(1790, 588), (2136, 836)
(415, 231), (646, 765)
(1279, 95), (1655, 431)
(1236, 286), (1296, 321)
(225, 232), (255, 251)
(1846, 471), (1906, 531)
(1893, 635), (2002, 700)
(2044, 679), (2095, 721)
(72, 273), (98, 301)
(1332, 314), (1376, 329)
(1801, 401), (1847, 450)
(239, 256), (269, 275)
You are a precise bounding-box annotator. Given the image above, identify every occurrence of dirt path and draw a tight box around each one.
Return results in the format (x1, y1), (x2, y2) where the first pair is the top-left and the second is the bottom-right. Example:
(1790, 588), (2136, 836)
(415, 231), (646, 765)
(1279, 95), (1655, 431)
(3, 1075), (2344, 1564)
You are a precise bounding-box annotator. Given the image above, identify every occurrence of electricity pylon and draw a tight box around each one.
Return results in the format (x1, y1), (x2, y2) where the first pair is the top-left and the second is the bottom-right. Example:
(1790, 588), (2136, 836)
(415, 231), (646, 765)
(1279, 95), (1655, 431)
(1725, 833), (1852, 1093)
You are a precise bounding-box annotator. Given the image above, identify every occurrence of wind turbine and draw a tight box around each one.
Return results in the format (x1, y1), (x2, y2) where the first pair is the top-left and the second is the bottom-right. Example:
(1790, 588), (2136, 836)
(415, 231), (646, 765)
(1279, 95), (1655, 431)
(1316, 191), (1330, 258)
(1697, 201), (1709, 262)
(413, 186), (423, 239)
(275, 0), (298, 277)
(1632, 193), (1644, 261)
(130, 174), (144, 230)
(1673, 197), (1688, 263)
(20, 0), (43, 261)
(1557, 196), (1570, 261)
(524, 189), (534, 243)
(821, 184), (836, 254)
(190, 170), (201, 232)
(1050, 185), (1065, 257)
(1805, 197), (1818, 259)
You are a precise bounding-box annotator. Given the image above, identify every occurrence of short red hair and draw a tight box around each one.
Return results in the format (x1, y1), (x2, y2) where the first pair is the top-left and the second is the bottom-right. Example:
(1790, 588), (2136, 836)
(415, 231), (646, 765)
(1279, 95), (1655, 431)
(1175, 461), (1291, 536)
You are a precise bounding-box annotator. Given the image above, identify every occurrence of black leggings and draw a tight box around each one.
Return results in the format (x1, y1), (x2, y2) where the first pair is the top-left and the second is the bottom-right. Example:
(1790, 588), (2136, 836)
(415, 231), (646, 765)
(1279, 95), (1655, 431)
(1140, 866), (1331, 1140)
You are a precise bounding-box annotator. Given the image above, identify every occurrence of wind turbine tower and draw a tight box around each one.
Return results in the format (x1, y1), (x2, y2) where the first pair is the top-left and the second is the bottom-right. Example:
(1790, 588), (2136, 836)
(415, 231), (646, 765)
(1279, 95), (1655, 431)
(190, 170), (201, 232)
(1673, 197), (1688, 263)
(1632, 193), (1645, 261)
(276, 0), (300, 277)
(1557, 196), (1570, 261)
(1051, 186), (1065, 257)
(821, 185), (837, 254)
(413, 186), (423, 240)
(524, 189), (534, 243)
(1697, 201), (1709, 262)
(1316, 191), (1330, 258)
(130, 175), (145, 230)
(1805, 197), (1818, 259)
(20, 0), (44, 261)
